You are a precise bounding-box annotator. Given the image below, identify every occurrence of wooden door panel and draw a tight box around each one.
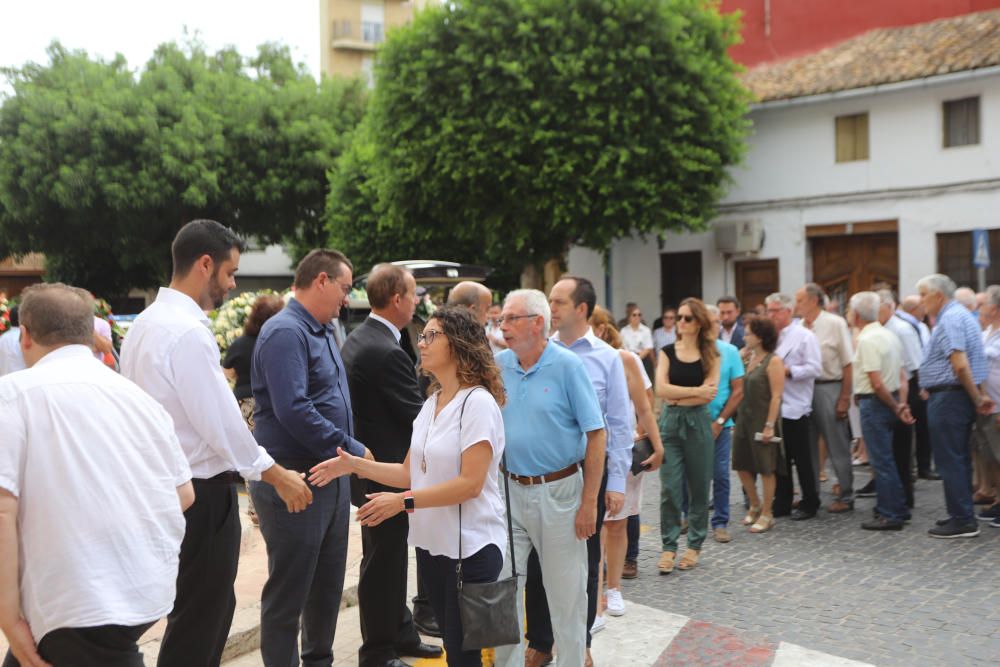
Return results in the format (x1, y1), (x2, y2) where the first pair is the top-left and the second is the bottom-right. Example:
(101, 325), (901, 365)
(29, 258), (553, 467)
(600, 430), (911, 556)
(811, 232), (898, 300)
(735, 259), (779, 312)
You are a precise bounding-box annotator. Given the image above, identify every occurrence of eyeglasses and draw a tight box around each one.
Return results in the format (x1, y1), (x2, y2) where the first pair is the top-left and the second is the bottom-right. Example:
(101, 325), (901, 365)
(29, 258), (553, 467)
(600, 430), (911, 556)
(499, 314), (538, 325)
(417, 329), (443, 345)
(630, 312), (642, 318)
(678, 314), (696, 323)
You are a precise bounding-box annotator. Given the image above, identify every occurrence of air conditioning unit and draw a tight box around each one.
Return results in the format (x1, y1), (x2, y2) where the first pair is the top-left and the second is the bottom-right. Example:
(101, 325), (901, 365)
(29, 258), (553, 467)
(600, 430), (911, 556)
(714, 220), (763, 254)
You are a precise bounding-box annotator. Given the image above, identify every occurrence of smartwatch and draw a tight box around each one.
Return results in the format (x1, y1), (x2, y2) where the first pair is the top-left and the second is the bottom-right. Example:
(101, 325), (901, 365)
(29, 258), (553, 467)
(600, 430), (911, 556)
(403, 491), (415, 514)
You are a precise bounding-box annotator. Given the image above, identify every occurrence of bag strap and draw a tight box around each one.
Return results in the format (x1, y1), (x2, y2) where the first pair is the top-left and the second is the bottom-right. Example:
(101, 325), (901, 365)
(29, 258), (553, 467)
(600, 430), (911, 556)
(456, 387), (516, 589)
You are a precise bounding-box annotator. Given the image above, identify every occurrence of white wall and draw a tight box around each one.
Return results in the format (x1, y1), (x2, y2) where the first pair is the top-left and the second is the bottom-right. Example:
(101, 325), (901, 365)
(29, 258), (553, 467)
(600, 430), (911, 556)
(239, 244), (295, 277)
(568, 71), (1000, 320)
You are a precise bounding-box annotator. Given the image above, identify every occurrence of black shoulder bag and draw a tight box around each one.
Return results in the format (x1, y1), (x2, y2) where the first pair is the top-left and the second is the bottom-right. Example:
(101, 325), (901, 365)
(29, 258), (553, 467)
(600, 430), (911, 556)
(455, 388), (520, 651)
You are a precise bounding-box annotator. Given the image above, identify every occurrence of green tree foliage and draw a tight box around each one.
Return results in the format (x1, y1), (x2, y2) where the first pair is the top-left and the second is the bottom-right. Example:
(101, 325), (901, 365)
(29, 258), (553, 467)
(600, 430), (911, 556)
(0, 41), (366, 296)
(359, 0), (749, 284)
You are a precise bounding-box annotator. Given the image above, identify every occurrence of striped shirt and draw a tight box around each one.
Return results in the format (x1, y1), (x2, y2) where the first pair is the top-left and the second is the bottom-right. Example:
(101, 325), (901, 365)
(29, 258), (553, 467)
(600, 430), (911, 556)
(919, 300), (987, 388)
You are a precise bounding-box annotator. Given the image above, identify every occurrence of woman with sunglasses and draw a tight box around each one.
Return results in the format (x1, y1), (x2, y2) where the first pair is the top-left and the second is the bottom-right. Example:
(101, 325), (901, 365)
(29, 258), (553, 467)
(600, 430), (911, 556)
(655, 298), (720, 573)
(308, 307), (507, 666)
(621, 304), (655, 382)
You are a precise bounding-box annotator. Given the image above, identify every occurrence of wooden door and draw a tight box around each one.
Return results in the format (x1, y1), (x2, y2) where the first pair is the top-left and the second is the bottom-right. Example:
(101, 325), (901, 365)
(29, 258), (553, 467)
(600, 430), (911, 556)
(660, 251), (702, 310)
(811, 233), (898, 308)
(735, 259), (779, 313)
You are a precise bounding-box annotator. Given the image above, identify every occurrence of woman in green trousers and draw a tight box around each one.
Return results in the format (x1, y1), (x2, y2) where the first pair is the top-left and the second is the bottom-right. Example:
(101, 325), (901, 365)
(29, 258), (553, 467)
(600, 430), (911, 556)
(655, 297), (720, 574)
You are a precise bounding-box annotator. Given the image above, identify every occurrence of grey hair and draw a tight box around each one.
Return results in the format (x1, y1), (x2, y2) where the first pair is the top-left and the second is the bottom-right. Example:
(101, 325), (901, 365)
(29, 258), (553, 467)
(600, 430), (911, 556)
(802, 282), (827, 306)
(953, 286), (976, 308)
(986, 285), (1000, 309)
(764, 292), (794, 311)
(706, 304), (720, 317)
(19, 283), (95, 347)
(504, 289), (551, 334)
(849, 291), (881, 323)
(876, 289), (896, 308)
(916, 274), (957, 299)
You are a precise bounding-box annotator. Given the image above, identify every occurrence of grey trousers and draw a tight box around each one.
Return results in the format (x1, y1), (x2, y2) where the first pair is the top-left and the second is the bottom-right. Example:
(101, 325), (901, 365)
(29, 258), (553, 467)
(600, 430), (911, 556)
(811, 381), (854, 502)
(250, 476), (351, 667)
(494, 472), (588, 667)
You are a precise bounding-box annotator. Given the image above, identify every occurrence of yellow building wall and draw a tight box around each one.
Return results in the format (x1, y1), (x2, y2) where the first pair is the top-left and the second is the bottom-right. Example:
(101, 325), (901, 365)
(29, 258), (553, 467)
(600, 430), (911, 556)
(320, 0), (424, 80)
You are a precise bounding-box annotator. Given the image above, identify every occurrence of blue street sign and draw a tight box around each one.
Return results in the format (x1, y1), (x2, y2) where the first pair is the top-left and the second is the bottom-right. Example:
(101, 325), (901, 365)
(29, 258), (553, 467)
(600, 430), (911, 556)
(973, 229), (990, 269)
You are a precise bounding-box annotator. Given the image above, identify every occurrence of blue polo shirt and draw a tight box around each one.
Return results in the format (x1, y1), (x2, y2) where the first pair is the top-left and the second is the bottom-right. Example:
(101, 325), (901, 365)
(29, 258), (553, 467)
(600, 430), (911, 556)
(709, 339), (745, 427)
(497, 341), (605, 477)
(919, 300), (987, 388)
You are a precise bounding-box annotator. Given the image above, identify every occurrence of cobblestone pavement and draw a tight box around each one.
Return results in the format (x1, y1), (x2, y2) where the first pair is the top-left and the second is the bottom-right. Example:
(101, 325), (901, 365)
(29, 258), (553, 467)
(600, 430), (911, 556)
(624, 465), (1000, 666)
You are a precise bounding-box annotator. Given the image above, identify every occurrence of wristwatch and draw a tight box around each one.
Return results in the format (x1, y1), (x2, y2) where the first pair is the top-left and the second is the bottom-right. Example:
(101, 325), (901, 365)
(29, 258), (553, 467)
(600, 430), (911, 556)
(715, 417), (726, 426)
(403, 491), (415, 514)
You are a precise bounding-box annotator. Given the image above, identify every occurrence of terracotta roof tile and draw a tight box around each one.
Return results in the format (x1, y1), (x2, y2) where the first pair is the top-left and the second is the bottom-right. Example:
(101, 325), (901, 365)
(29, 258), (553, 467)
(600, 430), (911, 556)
(742, 10), (1000, 102)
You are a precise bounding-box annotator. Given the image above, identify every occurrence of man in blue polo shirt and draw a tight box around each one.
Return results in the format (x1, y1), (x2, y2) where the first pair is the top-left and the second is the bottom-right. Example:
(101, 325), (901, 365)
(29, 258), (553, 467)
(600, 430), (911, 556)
(493, 289), (606, 667)
(917, 273), (991, 539)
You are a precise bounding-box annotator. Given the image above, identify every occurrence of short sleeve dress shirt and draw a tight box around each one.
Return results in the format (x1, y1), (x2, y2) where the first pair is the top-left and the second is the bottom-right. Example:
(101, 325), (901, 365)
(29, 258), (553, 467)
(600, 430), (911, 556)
(803, 311), (854, 381)
(854, 322), (904, 394)
(919, 300), (987, 388)
(121, 287), (274, 480)
(0, 346), (190, 641)
(408, 387), (507, 559)
(653, 327), (677, 351)
(497, 342), (604, 477)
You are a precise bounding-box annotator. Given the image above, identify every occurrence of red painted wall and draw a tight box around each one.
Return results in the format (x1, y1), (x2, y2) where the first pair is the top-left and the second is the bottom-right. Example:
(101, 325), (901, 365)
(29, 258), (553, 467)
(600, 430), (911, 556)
(721, 0), (1000, 67)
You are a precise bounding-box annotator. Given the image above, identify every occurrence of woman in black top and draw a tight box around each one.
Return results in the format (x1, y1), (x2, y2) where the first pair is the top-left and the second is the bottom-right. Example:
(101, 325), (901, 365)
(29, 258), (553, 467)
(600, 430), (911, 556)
(654, 298), (720, 574)
(222, 294), (283, 523)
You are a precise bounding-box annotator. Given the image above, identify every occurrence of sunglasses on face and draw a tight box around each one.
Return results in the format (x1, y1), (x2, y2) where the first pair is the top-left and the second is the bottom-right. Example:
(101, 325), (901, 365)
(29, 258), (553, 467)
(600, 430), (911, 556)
(678, 314), (696, 323)
(630, 312), (642, 318)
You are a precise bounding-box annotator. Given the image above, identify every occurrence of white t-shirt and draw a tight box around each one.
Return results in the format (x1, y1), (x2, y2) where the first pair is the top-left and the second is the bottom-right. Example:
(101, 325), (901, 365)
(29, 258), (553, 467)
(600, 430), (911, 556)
(408, 386), (507, 559)
(0, 327), (25, 376)
(620, 324), (653, 355)
(0, 345), (191, 640)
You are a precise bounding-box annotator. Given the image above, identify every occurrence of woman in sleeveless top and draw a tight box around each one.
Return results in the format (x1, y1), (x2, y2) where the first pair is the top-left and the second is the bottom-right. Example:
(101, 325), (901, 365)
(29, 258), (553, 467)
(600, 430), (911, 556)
(732, 316), (786, 533)
(654, 298), (720, 573)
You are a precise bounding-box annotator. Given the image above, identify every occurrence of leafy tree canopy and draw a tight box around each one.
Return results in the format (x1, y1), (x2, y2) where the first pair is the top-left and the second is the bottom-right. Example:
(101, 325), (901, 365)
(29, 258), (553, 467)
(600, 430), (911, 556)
(359, 0), (749, 284)
(0, 40), (366, 296)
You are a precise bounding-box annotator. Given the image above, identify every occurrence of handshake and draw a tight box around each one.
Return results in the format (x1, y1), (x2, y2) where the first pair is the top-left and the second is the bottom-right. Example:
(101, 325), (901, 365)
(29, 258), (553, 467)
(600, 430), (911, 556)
(307, 447), (376, 487)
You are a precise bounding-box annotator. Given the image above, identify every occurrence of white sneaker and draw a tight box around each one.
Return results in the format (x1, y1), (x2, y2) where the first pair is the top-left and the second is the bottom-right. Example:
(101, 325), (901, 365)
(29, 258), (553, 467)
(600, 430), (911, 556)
(591, 614), (606, 634)
(606, 588), (626, 617)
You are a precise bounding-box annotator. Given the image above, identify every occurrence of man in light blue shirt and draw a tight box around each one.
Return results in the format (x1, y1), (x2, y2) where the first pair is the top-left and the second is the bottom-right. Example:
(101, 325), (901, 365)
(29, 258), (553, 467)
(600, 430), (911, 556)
(494, 289), (605, 667)
(520, 277), (633, 664)
(917, 273), (991, 539)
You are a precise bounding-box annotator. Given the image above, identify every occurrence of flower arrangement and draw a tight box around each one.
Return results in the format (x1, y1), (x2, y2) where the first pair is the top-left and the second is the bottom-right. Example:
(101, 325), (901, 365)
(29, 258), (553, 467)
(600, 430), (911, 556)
(210, 290), (278, 357)
(0, 296), (9, 336)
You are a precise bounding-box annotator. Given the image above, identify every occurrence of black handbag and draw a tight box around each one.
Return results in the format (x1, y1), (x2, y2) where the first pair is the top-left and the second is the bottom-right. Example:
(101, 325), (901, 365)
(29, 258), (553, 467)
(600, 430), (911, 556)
(631, 436), (654, 475)
(454, 389), (521, 651)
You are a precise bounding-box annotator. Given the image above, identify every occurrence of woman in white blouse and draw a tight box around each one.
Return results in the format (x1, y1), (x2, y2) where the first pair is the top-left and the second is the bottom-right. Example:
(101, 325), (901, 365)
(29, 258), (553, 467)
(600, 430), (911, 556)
(309, 306), (507, 667)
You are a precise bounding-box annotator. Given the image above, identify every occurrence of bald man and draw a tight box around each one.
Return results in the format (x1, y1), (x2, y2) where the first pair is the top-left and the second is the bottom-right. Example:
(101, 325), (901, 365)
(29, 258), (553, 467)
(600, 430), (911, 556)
(446, 281), (492, 326)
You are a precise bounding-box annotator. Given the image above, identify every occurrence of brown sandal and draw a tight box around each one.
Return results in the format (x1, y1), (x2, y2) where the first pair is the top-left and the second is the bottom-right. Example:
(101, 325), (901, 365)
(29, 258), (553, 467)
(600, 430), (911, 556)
(677, 549), (700, 571)
(658, 551), (676, 575)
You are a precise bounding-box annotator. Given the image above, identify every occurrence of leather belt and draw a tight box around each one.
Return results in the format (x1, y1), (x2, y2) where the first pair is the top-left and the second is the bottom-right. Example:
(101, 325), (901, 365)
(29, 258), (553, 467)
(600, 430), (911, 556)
(927, 385), (962, 394)
(502, 462), (580, 486)
(815, 379), (842, 384)
(197, 471), (242, 485)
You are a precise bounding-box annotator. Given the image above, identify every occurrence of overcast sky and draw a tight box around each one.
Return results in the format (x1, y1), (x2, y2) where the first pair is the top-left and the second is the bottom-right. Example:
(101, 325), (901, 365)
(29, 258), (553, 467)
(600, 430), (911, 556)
(1, 0), (321, 93)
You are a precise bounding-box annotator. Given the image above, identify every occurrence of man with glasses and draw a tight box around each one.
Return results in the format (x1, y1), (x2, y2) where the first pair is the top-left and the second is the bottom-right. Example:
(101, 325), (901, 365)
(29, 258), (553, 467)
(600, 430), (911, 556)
(493, 289), (606, 667)
(251, 249), (374, 666)
(653, 308), (678, 354)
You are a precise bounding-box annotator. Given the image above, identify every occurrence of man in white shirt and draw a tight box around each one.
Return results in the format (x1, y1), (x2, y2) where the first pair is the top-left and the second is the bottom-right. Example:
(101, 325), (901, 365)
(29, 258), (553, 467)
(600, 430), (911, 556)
(0, 306), (25, 376)
(121, 220), (312, 667)
(899, 295), (935, 478)
(0, 284), (194, 667)
(879, 290), (921, 508)
(485, 303), (508, 354)
(766, 293), (823, 520)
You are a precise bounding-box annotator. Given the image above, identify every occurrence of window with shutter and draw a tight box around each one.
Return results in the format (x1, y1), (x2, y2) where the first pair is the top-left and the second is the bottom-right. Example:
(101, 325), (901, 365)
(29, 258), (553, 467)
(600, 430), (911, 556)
(835, 113), (869, 163)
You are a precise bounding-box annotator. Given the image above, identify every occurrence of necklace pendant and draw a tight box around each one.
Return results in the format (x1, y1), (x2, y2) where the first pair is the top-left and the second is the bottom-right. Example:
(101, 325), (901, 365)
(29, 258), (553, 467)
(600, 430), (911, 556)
(421, 458), (427, 474)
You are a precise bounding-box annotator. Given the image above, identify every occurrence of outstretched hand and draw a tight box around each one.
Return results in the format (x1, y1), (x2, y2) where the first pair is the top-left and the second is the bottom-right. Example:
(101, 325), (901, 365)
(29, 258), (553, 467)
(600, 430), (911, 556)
(308, 448), (355, 487)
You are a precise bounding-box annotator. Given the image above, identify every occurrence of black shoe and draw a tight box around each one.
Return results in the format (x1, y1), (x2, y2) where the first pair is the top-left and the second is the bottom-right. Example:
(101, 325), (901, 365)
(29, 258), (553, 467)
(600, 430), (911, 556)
(918, 470), (942, 481)
(928, 520), (981, 539)
(790, 508), (817, 521)
(413, 614), (442, 639)
(397, 642), (444, 659)
(935, 518), (951, 526)
(384, 660), (410, 667)
(856, 481), (876, 498)
(862, 517), (904, 531)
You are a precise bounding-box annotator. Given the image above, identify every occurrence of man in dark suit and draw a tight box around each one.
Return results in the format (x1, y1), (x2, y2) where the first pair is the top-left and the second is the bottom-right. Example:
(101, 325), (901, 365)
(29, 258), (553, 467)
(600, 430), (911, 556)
(340, 264), (443, 667)
(718, 295), (745, 349)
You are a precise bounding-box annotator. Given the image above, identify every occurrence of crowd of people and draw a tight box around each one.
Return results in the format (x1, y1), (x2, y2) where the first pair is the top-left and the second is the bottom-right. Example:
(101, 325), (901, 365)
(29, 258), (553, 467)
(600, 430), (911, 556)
(1, 218), (998, 667)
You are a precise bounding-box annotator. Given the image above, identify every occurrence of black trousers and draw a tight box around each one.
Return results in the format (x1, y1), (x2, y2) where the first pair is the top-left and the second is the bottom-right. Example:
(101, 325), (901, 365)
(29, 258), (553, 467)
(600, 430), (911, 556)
(909, 375), (933, 474)
(892, 420), (916, 508)
(3, 623), (155, 667)
(775, 416), (820, 514)
(417, 545), (502, 667)
(625, 513), (640, 562)
(158, 479), (240, 667)
(525, 467), (608, 652)
(358, 512), (421, 666)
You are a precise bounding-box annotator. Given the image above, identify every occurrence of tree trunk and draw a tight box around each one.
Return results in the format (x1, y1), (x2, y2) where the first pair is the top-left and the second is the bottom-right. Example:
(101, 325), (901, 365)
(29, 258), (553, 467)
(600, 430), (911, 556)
(520, 255), (566, 293)
(520, 262), (542, 289)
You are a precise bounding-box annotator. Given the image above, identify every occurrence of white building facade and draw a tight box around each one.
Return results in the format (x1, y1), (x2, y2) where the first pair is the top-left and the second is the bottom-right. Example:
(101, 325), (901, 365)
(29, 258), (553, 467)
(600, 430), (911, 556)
(570, 34), (1000, 321)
